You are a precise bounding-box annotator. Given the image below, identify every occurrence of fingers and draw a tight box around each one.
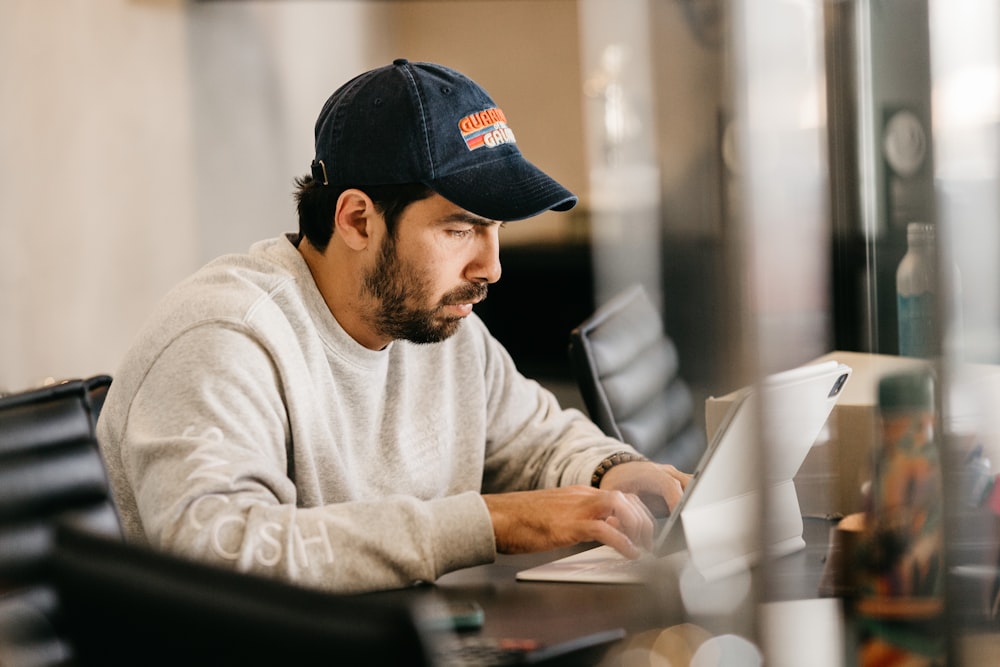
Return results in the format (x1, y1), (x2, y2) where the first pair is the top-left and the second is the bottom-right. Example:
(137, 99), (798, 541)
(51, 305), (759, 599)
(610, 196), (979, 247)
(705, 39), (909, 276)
(659, 475), (685, 512)
(599, 490), (654, 556)
(612, 491), (655, 550)
(483, 486), (656, 557)
(600, 461), (691, 514)
(591, 519), (643, 560)
(650, 464), (691, 510)
(660, 463), (694, 490)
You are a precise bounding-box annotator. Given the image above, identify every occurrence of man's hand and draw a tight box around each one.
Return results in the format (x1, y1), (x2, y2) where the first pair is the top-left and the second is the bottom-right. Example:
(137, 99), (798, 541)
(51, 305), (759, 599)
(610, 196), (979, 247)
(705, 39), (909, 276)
(483, 486), (654, 559)
(597, 461), (692, 517)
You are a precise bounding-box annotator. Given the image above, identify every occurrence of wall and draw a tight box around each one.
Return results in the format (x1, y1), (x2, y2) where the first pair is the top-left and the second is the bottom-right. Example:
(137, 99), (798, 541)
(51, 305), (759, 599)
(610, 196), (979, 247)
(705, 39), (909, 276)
(1, 0), (197, 391)
(186, 1), (399, 264)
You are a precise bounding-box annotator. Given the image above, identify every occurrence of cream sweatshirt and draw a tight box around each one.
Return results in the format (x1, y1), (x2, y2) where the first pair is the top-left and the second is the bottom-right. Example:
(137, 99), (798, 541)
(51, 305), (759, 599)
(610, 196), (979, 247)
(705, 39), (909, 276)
(97, 235), (632, 593)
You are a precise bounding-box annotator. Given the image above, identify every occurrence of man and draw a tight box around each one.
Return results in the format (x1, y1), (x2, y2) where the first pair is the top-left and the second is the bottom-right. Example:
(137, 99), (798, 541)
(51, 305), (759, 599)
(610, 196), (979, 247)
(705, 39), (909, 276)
(98, 59), (689, 594)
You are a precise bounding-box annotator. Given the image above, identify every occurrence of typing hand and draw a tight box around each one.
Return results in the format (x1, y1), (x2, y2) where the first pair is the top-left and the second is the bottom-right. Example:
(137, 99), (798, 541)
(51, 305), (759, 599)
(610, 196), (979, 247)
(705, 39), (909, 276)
(483, 486), (654, 559)
(597, 461), (691, 517)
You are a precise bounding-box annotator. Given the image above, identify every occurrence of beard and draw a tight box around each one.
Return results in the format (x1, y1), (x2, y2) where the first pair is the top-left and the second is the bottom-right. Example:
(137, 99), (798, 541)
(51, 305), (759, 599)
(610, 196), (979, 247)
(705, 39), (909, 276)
(361, 233), (488, 344)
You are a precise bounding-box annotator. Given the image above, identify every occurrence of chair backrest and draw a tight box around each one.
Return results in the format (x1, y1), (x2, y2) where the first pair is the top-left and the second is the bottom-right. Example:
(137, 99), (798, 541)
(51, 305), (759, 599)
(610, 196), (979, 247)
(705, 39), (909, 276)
(0, 375), (121, 586)
(569, 285), (706, 471)
(48, 526), (435, 667)
(0, 375), (121, 666)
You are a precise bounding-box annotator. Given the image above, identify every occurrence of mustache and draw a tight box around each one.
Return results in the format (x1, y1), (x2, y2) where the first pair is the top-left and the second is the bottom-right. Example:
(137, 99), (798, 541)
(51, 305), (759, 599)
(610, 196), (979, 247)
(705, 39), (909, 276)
(441, 283), (488, 306)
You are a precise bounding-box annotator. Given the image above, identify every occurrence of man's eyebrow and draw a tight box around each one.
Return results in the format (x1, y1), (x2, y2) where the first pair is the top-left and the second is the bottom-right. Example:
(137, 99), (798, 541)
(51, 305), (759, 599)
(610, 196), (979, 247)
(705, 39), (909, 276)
(439, 212), (501, 227)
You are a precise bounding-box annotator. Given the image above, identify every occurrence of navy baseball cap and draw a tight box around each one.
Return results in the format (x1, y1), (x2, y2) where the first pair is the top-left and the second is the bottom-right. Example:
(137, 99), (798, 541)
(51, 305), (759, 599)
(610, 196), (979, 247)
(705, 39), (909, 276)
(310, 59), (577, 222)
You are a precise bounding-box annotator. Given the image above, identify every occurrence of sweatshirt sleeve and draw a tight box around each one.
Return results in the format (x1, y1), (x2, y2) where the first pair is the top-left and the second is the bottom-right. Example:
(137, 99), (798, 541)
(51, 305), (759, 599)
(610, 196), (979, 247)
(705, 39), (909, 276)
(110, 324), (496, 594)
(472, 319), (642, 493)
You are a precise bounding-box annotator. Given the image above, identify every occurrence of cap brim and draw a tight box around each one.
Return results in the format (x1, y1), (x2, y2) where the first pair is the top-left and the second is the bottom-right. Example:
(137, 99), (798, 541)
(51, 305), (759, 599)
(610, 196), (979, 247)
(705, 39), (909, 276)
(426, 154), (577, 222)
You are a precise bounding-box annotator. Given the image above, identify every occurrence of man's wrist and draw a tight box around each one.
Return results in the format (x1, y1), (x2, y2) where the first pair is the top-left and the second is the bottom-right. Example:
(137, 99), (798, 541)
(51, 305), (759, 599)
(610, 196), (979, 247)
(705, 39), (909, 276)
(591, 451), (648, 488)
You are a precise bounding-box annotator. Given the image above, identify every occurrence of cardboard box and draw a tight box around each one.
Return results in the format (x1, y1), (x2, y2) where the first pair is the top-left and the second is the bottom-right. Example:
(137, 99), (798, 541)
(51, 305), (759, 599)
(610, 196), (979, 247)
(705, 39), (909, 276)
(704, 351), (931, 517)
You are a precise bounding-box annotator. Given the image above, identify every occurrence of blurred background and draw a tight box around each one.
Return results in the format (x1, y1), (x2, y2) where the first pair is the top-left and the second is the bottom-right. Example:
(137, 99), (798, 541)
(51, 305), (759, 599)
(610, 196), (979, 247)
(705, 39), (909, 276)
(1, 0), (739, 413)
(3, 0), (1000, 663)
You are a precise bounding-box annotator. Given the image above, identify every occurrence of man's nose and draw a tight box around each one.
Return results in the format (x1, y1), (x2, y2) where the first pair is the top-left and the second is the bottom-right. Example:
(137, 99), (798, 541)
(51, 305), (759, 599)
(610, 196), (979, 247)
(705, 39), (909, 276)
(468, 232), (502, 284)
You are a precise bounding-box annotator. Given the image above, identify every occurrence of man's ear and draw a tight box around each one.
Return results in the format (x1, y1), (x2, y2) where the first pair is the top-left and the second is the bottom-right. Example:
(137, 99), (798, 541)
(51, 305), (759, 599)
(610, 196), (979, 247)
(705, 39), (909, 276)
(334, 189), (378, 251)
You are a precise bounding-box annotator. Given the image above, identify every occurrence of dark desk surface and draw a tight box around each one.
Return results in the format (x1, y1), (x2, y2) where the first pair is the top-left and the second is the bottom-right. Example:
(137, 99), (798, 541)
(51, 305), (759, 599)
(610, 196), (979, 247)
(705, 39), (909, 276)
(370, 516), (837, 650)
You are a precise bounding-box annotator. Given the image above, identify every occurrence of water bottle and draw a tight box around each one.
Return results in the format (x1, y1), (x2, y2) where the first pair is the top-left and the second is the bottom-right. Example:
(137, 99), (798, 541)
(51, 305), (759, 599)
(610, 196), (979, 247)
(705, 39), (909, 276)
(855, 369), (944, 665)
(896, 223), (937, 358)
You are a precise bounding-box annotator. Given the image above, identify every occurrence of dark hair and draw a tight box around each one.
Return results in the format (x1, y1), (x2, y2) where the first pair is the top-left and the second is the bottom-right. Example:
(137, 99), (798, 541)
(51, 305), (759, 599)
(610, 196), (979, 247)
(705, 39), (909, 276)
(294, 176), (433, 253)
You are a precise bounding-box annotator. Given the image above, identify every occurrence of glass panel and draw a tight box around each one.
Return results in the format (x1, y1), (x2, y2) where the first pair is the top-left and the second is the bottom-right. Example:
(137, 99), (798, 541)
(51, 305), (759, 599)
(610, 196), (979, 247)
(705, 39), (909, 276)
(929, 1), (1000, 663)
(728, 1), (838, 664)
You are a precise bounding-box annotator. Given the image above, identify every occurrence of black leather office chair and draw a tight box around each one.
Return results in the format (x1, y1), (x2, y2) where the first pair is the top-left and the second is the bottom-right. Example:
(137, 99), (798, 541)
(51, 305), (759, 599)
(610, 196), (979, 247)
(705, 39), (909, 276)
(0, 375), (120, 666)
(569, 285), (706, 472)
(0, 376), (120, 582)
(49, 526), (434, 667)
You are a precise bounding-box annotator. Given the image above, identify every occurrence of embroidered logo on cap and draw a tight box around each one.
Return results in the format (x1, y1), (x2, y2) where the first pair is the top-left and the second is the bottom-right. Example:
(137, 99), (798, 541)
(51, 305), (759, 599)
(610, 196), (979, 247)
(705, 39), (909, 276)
(459, 107), (517, 151)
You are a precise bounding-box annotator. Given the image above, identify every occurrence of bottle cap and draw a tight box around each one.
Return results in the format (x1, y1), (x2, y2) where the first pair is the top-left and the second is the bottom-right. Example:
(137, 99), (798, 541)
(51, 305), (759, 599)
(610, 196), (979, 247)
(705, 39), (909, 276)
(907, 222), (935, 245)
(878, 369), (934, 410)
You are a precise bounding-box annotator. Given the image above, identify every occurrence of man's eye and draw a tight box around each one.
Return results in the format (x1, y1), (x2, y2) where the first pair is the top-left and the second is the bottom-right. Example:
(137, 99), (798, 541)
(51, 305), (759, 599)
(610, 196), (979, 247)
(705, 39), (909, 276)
(448, 228), (473, 238)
